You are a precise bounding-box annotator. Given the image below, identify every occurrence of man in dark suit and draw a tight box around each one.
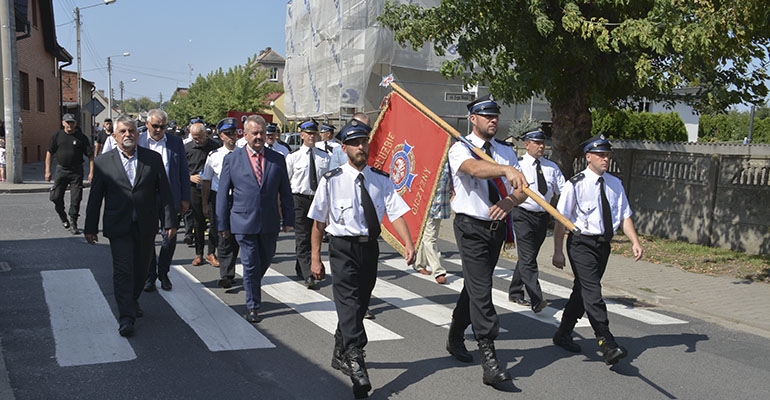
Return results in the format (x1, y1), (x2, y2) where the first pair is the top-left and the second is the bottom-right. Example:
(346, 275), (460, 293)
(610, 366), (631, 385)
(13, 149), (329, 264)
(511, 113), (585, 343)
(216, 115), (294, 323)
(84, 116), (177, 337)
(140, 109), (191, 292)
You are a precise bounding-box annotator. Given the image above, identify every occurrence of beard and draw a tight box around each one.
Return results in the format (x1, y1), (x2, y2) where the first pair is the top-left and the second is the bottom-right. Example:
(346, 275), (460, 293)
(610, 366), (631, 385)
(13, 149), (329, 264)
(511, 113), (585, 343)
(349, 150), (368, 168)
(122, 137), (137, 150)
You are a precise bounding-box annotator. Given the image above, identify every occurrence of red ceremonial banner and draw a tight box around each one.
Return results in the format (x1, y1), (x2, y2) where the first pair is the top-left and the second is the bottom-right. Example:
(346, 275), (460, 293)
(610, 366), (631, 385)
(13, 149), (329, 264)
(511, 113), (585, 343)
(368, 90), (453, 254)
(226, 111), (273, 137)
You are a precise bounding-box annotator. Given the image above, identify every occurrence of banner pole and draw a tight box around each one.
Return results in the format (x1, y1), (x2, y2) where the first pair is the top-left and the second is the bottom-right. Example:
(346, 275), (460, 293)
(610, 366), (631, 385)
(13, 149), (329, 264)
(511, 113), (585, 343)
(390, 82), (580, 234)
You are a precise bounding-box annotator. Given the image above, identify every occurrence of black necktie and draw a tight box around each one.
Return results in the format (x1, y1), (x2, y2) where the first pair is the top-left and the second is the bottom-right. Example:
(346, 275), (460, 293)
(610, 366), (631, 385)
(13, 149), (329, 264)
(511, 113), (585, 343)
(325, 141), (332, 153)
(599, 176), (613, 241)
(358, 173), (380, 239)
(482, 142), (499, 205)
(536, 159), (547, 196)
(308, 148), (318, 191)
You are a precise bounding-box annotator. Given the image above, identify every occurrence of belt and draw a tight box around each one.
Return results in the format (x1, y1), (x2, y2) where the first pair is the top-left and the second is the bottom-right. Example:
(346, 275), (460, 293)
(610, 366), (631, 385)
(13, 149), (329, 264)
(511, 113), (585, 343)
(332, 235), (374, 243)
(517, 207), (547, 217)
(293, 193), (314, 200)
(578, 233), (611, 243)
(456, 213), (504, 231)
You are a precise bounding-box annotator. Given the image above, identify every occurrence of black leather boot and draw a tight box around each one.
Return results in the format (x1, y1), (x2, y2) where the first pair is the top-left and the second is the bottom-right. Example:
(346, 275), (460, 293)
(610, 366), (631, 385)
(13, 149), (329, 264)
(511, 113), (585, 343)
(478, 338), (511, 385)
(331, 332), (344, 370)
(598, 335), (627, 365)
(446, 319), (473, 363)
(553, 328), (581, 353)
(344, 348), (371, 399)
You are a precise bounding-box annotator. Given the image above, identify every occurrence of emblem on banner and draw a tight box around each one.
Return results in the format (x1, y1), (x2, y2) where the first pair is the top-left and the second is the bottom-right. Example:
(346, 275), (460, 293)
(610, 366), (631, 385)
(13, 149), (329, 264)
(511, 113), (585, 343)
(390, 141), (417, 194)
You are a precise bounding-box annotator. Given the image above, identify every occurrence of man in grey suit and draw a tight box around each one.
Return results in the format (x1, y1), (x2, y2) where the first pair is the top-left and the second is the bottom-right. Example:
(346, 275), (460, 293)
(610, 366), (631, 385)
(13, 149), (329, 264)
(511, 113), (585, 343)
(217, 115), (294, 323)
(84, 116), (177, 337)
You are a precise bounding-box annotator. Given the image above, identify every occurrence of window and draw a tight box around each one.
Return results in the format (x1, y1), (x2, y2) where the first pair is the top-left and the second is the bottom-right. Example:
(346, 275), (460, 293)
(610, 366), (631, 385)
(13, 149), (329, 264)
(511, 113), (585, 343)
(31, 0), (38, 28)
(20, 72), (30, 111)
(37, 78), (45, 112)
(269, 67), (278, 81)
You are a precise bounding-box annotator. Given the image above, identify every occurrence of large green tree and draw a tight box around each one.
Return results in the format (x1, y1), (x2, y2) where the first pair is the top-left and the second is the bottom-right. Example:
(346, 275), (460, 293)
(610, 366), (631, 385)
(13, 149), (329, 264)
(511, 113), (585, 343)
(166, 54), (283, 125)
(379, 0), (770, 175)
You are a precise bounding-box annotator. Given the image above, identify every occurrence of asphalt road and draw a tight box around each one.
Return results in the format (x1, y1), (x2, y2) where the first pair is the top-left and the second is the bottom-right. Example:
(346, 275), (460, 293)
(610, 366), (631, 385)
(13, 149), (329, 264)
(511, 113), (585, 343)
(1, 190), (769, 399)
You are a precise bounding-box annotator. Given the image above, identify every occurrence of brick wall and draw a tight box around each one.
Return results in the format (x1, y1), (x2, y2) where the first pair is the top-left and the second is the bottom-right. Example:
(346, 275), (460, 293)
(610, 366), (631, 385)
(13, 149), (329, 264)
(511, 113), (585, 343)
(17, 17), (62, 163)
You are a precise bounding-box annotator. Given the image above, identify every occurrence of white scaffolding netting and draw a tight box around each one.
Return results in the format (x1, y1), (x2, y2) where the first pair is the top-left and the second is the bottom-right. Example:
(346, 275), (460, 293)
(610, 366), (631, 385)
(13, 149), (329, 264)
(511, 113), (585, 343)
(284, 0), (454, 119)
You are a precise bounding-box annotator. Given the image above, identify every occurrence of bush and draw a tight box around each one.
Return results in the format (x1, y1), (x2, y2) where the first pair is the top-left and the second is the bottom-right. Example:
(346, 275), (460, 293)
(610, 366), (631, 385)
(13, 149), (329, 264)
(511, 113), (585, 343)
(591, 109), (688, 141)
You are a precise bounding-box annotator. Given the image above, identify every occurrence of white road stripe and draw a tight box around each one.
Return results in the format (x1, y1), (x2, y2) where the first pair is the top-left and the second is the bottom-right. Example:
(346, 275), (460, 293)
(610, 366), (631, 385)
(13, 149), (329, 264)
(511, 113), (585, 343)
(41, 269), (136, 366)
(236, 265), (402, 341)
(161, 266), (275, 351)
(446, 259), (687, 326)
(381, 259), (587, 328)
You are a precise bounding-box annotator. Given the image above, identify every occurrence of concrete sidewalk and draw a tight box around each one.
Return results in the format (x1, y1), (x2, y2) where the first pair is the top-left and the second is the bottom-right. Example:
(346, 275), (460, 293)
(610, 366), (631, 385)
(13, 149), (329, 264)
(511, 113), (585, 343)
(2, 162), (769, 339)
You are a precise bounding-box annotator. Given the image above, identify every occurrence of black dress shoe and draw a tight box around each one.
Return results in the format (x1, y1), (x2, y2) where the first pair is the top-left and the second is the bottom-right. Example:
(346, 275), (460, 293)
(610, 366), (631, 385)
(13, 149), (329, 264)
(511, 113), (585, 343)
(218, 277), (233, 289)
(509, 297), (531, 307)
(118, 321), (134, 337)
(159, 276), (172, 291)
(245, 309), (262, 323)
(143, 279), (156, 292)
(532, 299), (549, 313)
(183, 235), (194, 245)
(61, 219), (70, 230)
(304, 276), (315, 289)
(363, 309), (374, 319)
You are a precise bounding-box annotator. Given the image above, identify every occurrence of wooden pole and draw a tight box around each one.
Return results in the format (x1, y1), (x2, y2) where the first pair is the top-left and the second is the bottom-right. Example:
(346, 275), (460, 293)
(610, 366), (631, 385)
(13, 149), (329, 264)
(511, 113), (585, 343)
(390, 82), (580, 233)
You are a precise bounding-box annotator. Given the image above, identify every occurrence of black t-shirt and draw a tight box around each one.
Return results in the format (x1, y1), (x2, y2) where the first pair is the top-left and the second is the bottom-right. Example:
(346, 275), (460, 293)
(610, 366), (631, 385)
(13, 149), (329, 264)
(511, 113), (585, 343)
(185, 139), (220, 176)
(96, 130), (112, 145)
(48, 129), (92, 168)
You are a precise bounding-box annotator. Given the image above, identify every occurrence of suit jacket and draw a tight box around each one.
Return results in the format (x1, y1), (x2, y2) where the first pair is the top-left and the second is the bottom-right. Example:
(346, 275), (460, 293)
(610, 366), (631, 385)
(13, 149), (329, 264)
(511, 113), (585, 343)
(216, 145), (294, 235)
(138, 132), (190, 210)
(85, 147), (177, 238)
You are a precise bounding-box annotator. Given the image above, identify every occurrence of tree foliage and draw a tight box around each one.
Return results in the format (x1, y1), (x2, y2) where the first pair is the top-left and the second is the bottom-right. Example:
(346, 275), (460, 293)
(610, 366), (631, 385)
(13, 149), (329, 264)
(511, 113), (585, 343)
(116, 97), (160, 114)
(591, 109), (687, 141)
(165, 54), (283, 125)
(699, 107), (770, 144)
(379, 0), (770, 175)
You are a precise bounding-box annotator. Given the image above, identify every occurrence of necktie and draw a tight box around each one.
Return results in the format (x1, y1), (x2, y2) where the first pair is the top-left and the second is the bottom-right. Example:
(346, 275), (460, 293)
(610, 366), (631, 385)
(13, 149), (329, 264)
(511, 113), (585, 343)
(482, 142), (499, 205)
(252, 151), (263, 186)
(325, 141), (332, 153)
(536, 159), (547, 196)
(308, 148), (318, 191)
(122, 152), (135, 186)
(598, 176), (613, 241)
(358, 173), (380, 239)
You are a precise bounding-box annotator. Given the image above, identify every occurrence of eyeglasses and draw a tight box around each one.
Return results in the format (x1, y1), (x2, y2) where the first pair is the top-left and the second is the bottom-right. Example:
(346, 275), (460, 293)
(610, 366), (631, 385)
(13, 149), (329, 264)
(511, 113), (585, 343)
(151, 124), (167, 130)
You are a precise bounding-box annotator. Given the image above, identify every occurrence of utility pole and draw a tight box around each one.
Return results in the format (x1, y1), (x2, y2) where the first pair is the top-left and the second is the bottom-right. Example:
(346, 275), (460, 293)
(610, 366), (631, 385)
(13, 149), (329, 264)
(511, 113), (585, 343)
(1, 0), (22, 183)
(159, 92), (163, 110)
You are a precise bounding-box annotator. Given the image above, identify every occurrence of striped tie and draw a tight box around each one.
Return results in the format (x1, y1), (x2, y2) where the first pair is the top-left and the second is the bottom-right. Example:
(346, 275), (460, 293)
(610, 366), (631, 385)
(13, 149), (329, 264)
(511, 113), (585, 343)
(252, 151), (263, 186)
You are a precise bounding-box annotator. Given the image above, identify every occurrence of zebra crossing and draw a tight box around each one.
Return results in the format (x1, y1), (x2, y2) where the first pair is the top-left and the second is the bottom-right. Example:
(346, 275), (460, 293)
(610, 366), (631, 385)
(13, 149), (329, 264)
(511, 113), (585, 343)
(41, 258), (686, 367)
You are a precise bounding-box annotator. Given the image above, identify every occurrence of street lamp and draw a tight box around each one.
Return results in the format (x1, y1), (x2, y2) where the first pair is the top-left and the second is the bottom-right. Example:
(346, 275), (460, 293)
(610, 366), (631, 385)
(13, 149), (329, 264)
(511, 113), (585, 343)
(75, 0), (117, 120)
(107, 52), (130, 120)
(119, 78), (137, 110)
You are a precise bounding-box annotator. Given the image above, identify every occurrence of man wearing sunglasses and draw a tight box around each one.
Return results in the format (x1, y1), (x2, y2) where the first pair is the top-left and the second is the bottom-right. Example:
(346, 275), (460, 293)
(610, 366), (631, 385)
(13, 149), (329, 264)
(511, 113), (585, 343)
(139, 109), (191, 292)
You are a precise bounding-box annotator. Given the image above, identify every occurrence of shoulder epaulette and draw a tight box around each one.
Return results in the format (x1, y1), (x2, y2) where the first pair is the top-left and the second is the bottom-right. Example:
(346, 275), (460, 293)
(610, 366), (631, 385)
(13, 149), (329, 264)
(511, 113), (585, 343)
(517, 156), (524, 161)
(495, 138), (514, 147)
(289, 147), (300, 154)
(371, 167), (390, 178)
(570, 172), (585, 183)
(324, 168), (343, 179)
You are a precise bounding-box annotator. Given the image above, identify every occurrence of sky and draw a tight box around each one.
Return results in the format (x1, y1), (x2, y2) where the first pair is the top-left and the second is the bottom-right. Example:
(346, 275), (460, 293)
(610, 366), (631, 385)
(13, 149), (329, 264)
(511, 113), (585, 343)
(54, 0), (288, 104)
